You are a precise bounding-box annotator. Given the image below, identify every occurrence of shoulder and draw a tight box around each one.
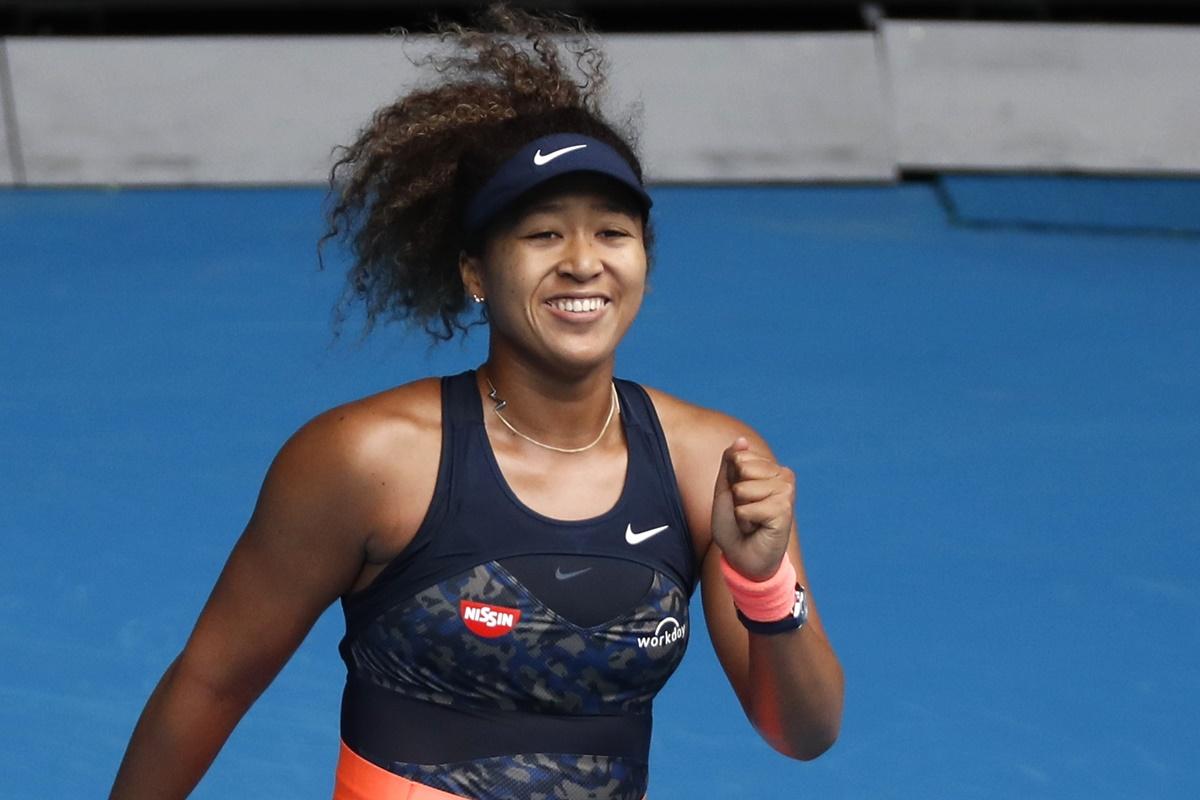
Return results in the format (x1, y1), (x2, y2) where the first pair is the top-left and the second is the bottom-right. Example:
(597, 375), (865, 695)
(636, 384), (772, 552)
(636, 384), (793, 561)
(637, 385), (773, 544)
(260, 377), (443, 536)
(280, 377), (441, 475)
(640, 384), (772, 468)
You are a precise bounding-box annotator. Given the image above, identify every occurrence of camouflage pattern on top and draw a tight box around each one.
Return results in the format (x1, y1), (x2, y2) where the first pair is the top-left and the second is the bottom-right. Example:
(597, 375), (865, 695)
(389, 752), (647, 800)
(341, 560), (690, 798)
(343, 561), (690, 715)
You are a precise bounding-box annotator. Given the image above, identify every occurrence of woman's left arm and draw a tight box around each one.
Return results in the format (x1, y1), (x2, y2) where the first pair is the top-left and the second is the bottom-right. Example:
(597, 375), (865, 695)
(668, 407), (844, 760)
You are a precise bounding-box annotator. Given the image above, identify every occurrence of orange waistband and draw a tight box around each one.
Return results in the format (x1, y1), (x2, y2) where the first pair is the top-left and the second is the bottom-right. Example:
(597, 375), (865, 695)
(333, 740), (469, 800)
(334, 739), (648, 800)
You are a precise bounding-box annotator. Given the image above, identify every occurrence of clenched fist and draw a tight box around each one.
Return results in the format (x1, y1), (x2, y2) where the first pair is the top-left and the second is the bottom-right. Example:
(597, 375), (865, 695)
(711, 436), (795, 580)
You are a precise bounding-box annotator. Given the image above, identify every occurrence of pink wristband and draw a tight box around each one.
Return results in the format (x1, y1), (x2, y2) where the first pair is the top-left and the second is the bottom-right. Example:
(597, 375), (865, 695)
(719, 554), (798, 622)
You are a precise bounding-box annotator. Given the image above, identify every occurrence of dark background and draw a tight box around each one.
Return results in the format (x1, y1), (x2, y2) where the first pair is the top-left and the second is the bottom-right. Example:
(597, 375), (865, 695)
(3, 0), (1200, 36)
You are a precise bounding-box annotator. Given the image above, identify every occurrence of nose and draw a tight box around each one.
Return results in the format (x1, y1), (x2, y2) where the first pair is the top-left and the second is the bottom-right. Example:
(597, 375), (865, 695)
(557, 235), (604, 281)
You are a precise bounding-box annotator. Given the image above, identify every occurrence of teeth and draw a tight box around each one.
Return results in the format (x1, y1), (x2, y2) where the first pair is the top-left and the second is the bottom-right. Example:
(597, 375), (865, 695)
(551, 297), (605, 313)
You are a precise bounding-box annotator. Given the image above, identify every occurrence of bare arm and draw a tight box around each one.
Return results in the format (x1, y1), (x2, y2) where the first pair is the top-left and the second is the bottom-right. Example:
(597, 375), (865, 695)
(109, 408), (401, 798)
(701, 509), (844, 759)
(654, 394), (844, 760)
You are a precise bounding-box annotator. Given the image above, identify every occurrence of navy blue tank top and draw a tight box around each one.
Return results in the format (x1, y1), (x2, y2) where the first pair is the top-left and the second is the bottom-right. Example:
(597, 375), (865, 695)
(338, 370), (697, 800)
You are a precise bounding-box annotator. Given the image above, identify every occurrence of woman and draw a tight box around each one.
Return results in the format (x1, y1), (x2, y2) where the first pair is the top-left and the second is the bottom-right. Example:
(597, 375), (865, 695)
(111, 8), (843, 799)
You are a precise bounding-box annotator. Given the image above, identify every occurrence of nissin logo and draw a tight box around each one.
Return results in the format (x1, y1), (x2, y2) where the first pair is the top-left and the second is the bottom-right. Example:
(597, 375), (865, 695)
(460, 600), (521, 638)
(638, 616), (686, 649)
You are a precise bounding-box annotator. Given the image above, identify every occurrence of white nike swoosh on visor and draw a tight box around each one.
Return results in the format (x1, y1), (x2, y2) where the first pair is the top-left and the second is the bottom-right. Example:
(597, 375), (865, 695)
(533, 144), (588, 166)
(625, 524), (669, 545)
(555, 567), (592, 581)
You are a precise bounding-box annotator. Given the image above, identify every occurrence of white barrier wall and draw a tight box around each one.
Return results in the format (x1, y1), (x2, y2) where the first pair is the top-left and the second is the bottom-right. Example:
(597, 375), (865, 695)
(5, 36), (422, 185)
(604, 34), (895, 181)
(0, 33), (892, 186)
(0, 24), (1198, 186)
(884, 21), (1200, 173)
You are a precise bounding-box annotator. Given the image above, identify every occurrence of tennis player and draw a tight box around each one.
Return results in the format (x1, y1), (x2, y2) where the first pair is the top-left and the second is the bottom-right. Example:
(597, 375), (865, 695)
(111, 7), (842, 799)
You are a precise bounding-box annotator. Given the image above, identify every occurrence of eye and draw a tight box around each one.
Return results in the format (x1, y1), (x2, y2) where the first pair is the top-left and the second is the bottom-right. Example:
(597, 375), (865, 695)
(599, 228), (632, 239)
(524, 230), (560, 240)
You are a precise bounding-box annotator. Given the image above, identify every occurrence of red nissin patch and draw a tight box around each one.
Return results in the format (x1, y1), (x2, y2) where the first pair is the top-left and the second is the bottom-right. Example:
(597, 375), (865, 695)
(459, 599), (522, 638)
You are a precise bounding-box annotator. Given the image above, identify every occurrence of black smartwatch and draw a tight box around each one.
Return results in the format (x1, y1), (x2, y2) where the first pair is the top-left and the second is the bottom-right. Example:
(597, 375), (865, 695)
(736, 584), (808, 636)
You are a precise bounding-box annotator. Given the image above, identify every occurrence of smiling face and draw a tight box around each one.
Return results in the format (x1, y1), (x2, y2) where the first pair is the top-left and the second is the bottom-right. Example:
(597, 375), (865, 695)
(460, 174), (649, 379)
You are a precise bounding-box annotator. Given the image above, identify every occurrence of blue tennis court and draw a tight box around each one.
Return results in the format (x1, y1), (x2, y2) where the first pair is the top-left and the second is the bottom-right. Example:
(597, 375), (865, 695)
(2, 177), (1197, 798)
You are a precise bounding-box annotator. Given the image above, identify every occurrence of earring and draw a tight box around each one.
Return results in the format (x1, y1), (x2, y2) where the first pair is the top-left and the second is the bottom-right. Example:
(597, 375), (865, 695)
(472, 294), (485, 304)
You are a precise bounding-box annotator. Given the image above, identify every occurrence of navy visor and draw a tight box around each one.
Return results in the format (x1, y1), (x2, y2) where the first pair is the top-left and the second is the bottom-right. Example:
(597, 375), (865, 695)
(463, 133), (652, 235)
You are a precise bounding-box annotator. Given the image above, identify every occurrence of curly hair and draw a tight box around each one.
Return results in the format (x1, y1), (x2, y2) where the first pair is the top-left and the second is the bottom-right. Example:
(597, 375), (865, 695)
(320, 4), (652, 342)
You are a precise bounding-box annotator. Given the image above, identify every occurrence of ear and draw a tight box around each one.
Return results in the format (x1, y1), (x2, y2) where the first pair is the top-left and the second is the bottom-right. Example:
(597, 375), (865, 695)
(459, 250), (485, 300)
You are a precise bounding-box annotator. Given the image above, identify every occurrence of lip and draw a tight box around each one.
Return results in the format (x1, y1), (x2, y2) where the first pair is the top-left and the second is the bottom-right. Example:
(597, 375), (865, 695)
(543, 295), (610, 323)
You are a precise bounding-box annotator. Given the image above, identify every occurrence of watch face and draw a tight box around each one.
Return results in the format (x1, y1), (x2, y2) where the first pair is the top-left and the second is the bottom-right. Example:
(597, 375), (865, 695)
(793, 587), (809, 622)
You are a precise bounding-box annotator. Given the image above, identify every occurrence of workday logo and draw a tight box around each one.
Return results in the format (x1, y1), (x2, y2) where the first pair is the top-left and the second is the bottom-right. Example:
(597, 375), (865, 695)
(637, 616), (686, 650)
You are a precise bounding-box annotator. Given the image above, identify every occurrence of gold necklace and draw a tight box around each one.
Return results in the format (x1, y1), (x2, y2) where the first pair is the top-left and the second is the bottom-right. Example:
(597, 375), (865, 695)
(485, 377), (619, 454)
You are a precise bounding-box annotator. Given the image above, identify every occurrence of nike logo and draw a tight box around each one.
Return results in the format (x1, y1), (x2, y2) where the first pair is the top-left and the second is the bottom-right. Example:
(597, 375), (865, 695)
(555, 566), (592, 581)
(625, 524), (669, 545)
(533, 144), (588, 166)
